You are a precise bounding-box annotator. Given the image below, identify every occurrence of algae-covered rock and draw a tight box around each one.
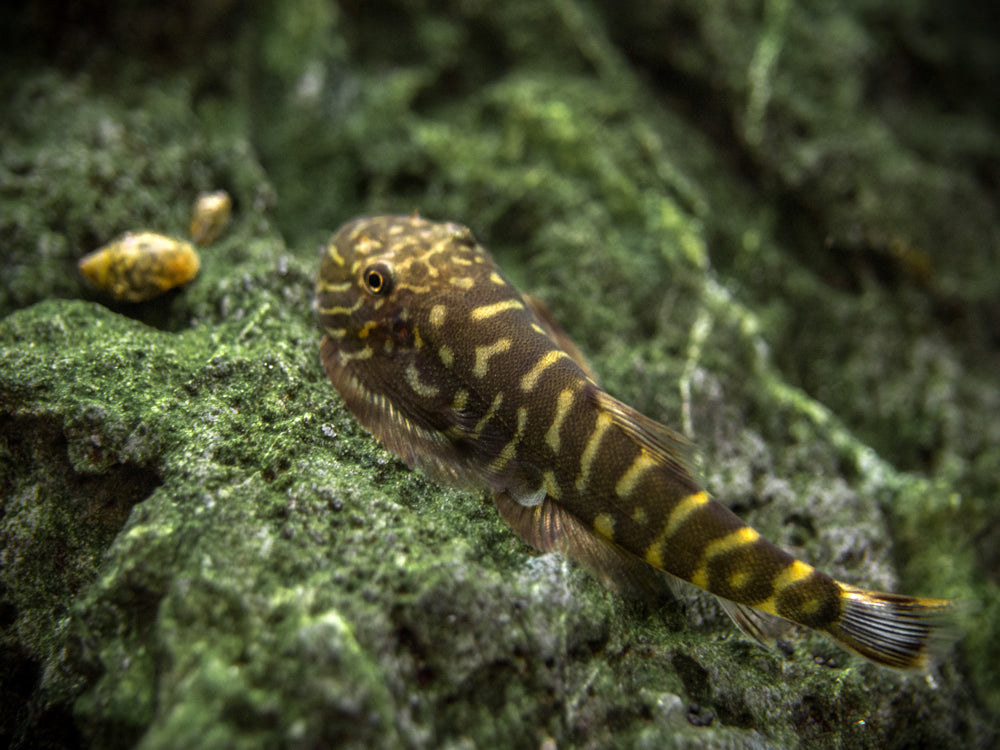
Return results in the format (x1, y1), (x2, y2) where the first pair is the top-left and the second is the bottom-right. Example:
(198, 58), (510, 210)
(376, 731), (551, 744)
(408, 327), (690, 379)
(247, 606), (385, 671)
(2, 1), (998, 748)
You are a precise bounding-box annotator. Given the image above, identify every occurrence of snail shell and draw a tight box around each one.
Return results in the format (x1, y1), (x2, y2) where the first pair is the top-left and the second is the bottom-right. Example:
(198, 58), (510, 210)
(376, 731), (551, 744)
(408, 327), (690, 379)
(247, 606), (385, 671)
(78, 231), (200, 302)
(189, 190), (232, 245)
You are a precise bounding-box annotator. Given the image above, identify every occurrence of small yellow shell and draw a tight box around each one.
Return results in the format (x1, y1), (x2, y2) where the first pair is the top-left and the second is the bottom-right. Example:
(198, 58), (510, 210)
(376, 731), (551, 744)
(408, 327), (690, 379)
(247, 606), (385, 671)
(78, 231), (200, 302)
(189, 190), (232, 245)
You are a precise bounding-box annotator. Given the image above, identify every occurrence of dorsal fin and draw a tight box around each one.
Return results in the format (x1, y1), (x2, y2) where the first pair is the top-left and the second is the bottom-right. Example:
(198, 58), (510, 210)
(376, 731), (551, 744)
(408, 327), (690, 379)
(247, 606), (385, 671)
(494, 491), (679, 602)
(591, 389), (700, 482)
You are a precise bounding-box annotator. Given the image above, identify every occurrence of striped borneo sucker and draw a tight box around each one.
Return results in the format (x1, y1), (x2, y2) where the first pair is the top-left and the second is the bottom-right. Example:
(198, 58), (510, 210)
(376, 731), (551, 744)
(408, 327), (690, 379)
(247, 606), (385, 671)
(314, 213), (953, 669)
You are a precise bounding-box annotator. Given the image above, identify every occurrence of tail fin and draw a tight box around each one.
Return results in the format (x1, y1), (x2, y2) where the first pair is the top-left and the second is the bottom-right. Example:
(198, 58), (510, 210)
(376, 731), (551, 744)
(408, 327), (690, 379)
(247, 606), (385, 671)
(825, 584), (955, 669)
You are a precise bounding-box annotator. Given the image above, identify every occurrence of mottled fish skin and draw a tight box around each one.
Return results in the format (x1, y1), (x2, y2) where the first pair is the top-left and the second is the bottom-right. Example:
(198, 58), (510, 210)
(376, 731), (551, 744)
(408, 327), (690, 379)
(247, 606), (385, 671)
(315, 213), (953, 670)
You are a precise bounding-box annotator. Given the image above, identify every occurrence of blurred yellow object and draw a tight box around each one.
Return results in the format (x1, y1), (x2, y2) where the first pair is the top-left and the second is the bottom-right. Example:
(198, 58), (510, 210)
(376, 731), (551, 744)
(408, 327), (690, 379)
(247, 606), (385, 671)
(189, 190), (232, 245)
(78, 231), (200, 302)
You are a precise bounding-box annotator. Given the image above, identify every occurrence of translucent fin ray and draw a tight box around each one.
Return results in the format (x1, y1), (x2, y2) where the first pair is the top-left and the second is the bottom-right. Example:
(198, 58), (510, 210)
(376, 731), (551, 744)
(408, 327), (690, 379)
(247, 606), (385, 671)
(825, 584), (956, 670)
(717, 598), (793, 649)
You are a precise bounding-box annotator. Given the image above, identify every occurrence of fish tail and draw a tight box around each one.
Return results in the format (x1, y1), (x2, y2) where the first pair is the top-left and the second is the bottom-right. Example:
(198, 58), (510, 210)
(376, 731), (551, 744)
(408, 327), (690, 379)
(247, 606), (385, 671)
(824, 584), (955, 670)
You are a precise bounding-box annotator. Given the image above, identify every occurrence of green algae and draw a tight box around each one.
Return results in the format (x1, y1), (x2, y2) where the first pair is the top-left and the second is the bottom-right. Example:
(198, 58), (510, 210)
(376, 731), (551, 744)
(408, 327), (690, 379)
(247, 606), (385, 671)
(2, 0), (999, 748)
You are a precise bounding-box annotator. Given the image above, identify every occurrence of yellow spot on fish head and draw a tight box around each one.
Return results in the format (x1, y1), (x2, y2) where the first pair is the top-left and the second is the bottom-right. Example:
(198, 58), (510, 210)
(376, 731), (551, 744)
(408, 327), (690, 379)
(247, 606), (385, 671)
(356, 236), (383, 256)
(319, 216), (453, 359)
(323, 215), (429, 291)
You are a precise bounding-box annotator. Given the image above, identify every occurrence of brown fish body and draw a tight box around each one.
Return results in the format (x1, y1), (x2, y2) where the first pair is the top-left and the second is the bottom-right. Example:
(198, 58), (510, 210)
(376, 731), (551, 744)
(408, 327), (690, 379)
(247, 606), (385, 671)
(316, 213), (952, 669)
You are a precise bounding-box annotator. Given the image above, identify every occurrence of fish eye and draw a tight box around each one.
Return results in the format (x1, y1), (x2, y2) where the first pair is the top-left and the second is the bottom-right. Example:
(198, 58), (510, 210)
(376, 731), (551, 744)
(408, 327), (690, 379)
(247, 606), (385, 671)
(361, 262), (393, 295)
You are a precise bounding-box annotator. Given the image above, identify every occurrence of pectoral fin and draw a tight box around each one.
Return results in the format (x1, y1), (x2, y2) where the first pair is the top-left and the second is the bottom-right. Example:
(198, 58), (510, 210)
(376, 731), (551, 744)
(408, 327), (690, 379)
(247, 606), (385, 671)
(717, 598), (793, 649)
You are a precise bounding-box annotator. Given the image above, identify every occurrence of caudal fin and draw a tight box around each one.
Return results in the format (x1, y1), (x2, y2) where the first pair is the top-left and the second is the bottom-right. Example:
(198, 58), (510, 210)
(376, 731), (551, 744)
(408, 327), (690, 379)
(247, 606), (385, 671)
(825, 584), (955, 669)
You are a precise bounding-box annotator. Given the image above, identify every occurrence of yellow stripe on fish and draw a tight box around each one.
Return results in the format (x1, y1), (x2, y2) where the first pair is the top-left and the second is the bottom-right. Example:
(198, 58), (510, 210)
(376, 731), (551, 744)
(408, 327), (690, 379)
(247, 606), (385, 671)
(314, 213), (954, 670)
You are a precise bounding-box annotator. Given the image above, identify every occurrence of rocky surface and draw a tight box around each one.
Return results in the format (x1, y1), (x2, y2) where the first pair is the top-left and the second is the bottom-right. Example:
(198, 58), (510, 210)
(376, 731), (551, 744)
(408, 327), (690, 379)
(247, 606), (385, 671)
(2, 1), (998, 747)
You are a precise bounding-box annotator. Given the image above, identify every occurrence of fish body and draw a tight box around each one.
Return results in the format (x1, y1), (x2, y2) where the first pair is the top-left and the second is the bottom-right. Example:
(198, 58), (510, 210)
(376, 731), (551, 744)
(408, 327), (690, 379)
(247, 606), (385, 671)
(315, 213), (951, 669)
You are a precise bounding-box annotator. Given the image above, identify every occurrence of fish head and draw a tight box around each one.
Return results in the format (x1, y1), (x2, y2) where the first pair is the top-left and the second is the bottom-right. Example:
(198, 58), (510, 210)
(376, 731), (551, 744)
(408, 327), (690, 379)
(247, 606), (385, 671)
(314, 213), (527, 482)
